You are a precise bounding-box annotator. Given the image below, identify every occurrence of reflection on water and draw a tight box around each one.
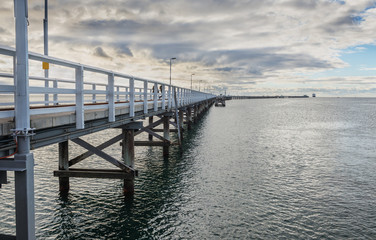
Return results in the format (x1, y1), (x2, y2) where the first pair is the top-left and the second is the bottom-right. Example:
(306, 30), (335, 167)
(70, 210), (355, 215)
(1, 98), (376, 239)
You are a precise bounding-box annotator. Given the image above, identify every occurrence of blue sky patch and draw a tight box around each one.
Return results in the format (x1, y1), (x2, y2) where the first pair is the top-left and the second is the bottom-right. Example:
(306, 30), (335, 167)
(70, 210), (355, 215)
(309, 44), (376, 79)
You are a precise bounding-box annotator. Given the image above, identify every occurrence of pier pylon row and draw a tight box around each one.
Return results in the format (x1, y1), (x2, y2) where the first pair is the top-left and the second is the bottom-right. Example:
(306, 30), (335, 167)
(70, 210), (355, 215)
(54, 100), (214, 194)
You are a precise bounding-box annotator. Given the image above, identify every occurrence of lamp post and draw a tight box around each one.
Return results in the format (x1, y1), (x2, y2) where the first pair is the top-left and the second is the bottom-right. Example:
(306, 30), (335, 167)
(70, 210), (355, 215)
(169, 58), (176, 85)
(43, 0), (49, 105)
(191, 73), (195, 90)
(199, 80), (202, 91)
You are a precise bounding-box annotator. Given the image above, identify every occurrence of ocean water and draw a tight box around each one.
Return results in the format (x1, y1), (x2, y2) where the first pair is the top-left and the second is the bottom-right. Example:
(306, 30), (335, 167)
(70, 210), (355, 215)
(1, 98), (376, 239)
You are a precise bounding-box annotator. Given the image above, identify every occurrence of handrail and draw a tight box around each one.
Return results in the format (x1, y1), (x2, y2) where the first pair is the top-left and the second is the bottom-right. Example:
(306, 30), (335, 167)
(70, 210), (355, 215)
(0, 45), (216, 129)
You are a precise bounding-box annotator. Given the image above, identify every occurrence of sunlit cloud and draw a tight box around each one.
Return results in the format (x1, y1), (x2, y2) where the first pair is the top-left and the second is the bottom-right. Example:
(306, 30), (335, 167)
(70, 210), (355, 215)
(1, 0), (376, 96)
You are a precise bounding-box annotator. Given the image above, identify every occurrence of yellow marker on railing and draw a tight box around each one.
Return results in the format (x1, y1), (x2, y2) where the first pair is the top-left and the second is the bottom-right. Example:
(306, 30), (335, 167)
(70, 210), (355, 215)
(42, 62), (49, 70)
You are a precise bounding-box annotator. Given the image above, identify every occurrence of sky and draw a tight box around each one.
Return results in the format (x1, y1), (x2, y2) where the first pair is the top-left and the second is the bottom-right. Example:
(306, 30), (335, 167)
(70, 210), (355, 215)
(1, 0), (376, 96)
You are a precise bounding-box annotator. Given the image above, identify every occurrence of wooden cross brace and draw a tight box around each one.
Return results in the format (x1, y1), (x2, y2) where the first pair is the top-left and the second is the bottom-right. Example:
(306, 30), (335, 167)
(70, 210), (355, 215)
(71, 138), (135, 174)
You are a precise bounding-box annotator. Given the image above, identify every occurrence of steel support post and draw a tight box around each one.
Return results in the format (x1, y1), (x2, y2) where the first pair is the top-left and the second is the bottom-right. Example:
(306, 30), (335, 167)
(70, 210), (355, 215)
(58, 141), (69, 192)
(148, 116), (153, 141)
(163, 116), (170, 156)
(14, 0), (36, 238)
(122, 129), (135, 194)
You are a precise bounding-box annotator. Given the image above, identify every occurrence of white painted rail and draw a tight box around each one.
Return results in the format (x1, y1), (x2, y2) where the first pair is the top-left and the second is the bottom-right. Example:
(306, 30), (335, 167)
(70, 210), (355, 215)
(0, 45), (215, 129)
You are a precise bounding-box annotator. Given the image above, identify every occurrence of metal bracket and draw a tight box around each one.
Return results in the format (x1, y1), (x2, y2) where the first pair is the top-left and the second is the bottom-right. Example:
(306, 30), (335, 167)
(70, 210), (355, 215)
(11, 128), (36, 137)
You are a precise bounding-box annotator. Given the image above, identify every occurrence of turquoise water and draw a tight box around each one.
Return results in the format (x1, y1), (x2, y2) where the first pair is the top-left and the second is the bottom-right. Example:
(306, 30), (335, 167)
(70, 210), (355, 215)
(1, 98), (376, 239)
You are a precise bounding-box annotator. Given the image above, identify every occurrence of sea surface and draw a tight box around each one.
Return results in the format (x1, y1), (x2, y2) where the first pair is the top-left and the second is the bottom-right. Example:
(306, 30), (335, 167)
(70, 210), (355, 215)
(1, 98), (376, 239)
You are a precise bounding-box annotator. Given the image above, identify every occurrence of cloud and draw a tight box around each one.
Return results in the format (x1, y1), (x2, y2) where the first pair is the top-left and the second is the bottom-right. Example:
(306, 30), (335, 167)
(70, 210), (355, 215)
(1, 0), (376, 95)
(93, 46), (112, 59)
(360, 67), (376, 71)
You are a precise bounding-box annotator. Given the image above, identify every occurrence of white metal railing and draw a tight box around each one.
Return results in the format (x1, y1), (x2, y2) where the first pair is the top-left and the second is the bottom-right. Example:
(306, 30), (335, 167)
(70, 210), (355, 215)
(0, 45), (215, 129)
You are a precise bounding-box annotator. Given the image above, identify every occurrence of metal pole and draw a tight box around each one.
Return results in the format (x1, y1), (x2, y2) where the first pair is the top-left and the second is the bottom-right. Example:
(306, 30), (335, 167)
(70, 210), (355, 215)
(169, 58), (176, 86)
(44, 0), (48, 56)
(14, 0), (36, 238)
(43, 0), (49, 105)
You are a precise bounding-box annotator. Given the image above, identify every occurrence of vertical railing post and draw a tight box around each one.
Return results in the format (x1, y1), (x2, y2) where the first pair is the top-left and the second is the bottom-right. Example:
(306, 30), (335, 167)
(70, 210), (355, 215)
(177, 87), (180, 107)
(116, 86), (120, 102)
(129, 78), (135, 117)
(108, 72), (115, 122)
(181, 88), (184, 106)
(75, 65), (84, 129)
(153, 82), (158, 111)
(172, 86), (176, 108)
(92, 84), (96, 103)
(125, 87), (129, 101)
(161, 85), (166, 110)
(13, 0), (36, 238)
(44, 79), (49, 106)
(53, 79), (58, 105)
(143, 80), (148, 114)
(182, 89), (185, 106)
(168, 85), (172, 111)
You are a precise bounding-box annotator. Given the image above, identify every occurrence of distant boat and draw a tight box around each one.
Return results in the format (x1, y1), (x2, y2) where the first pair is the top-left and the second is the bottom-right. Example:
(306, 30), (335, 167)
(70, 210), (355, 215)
(312, 93), (316, 97)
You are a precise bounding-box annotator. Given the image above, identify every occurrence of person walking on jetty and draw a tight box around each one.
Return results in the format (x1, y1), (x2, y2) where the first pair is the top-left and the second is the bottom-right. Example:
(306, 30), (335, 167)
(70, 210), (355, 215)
(152, 85), (162, 100)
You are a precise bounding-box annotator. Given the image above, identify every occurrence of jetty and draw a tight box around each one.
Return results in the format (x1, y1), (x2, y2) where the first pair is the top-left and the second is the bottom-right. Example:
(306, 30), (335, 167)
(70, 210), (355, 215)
(231, 95), (309, 99)
(0, 2), (215, 239)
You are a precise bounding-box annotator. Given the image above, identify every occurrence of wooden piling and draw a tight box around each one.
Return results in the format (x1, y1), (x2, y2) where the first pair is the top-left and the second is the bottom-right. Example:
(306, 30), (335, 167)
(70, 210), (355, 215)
(58, 141), (69, 192)
(122, 129), (135, 194)
(163, 116), (170, 156)
(178, 110), (184, 141)
(186, 107), (192, 130)
(194, 105), (198, 123)
(148, 116), (153, 141)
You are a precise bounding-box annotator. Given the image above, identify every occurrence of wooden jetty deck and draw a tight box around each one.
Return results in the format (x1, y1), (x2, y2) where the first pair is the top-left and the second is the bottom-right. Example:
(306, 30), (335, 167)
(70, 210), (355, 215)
(0, 2), (215, 238)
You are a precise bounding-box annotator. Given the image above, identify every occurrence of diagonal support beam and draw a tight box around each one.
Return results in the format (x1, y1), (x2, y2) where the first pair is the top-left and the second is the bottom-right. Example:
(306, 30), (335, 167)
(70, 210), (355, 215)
(69, 133), (123, 166)
(144, 128), (170, 142)
(134, 118), (164, 136)
(71, 138), (134, 173)
(169, 121), (178, 128)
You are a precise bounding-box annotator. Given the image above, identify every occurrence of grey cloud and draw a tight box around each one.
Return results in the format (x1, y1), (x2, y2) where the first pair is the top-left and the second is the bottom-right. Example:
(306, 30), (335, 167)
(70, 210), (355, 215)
(94, 47), (112, 59)
(215, 67), (240, 72)
(197, 49), (333, 71)
(114, 44), (133, 57)
(2, 0), (375, 96)
(282, 0), (319, 9)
